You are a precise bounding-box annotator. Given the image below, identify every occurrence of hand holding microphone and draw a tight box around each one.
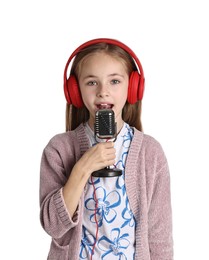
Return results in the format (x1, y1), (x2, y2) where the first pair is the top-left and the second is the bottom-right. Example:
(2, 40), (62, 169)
(79, 141), (115, 172)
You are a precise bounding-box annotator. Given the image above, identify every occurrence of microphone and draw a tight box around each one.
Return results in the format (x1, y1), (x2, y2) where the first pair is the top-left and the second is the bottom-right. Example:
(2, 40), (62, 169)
(91, 109), (122, 178)
(95, 109), (116, 140)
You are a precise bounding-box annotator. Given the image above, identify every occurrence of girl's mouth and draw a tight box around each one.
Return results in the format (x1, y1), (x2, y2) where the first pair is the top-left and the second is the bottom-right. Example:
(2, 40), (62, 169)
(96, 104), (113, 110)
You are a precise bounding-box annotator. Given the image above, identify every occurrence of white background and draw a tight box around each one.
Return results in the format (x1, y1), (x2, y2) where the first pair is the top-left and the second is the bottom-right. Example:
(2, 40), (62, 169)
(0, 0), (209, 259)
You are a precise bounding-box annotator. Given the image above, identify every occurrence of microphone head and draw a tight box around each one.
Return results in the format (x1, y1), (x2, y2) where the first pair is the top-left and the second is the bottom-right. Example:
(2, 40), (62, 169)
(94, 109), (117, 139)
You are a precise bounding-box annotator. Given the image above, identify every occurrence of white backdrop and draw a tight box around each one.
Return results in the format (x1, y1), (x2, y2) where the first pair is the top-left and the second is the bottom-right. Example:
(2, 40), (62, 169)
(0, 0), (208, 259)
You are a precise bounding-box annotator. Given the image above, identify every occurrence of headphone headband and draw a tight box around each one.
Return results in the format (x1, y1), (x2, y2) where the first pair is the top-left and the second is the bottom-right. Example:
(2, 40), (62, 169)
(64, 38), (144, 87)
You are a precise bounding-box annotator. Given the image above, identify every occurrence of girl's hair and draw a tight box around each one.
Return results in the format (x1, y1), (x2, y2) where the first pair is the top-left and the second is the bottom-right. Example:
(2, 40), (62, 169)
(65, 42), (143, 132)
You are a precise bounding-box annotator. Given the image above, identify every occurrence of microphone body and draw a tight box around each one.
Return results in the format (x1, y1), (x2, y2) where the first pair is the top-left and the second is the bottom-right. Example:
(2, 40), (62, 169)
(94, 109), (116, 140)
(92, 109), (122, 178)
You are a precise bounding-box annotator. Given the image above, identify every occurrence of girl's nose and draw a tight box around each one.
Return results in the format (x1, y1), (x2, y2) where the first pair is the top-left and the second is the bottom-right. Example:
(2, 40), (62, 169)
(96, 84), (109, 98)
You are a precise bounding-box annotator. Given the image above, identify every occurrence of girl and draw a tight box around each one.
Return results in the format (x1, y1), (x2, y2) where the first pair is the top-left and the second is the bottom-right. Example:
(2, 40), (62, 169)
(40, 38), (173, 260)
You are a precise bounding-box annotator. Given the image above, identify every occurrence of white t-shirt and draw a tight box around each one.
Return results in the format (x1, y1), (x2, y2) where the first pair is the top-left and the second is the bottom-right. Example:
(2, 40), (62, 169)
(79, 123), (136, 260)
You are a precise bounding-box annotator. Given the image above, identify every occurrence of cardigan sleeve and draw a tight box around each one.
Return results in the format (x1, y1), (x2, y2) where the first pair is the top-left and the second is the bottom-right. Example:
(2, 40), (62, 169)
(39, 134), (81, 239)
(148, 159), (173, 260)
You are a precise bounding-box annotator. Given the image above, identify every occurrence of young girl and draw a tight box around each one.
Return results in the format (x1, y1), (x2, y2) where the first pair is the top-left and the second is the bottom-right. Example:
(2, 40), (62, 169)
(40, 38), (173, 260)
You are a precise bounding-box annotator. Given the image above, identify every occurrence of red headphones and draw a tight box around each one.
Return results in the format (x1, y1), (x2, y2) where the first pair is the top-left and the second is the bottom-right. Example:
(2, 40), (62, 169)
(63, 38), (145, 108)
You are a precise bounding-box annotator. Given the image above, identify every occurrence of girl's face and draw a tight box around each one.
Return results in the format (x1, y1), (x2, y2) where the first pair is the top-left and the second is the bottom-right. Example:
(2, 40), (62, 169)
(78, 52), (129, 131)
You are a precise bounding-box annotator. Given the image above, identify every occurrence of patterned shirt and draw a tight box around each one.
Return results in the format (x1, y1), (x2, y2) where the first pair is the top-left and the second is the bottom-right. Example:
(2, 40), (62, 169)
(79, 123), (136, 260)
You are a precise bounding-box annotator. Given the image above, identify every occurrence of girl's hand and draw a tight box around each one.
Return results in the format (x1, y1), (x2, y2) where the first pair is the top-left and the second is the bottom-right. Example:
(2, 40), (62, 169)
(75, 141), (116, 177)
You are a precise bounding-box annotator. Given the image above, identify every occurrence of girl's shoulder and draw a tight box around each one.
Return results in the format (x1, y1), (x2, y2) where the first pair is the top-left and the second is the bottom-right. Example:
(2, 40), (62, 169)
(132, 128), (167, 164)
(46, 130), (77, 149)
(43, 124), (89, 155)
(47, 124), (85, 145)
(133, 128), (162, 148)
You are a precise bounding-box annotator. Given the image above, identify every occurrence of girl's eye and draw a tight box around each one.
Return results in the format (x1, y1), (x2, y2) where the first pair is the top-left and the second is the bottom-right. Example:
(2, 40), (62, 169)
(111, 79), (120, 84)
(87, 81), (97, 86)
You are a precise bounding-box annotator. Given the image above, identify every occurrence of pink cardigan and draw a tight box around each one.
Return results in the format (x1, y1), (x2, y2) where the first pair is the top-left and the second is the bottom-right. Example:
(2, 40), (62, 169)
(40, 124), (173, 259)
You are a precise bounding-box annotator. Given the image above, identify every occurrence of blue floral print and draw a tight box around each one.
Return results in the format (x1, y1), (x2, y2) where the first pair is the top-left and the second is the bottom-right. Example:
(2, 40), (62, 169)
(121, 197), (136, 229)
(115, 126), (133, 195)
(122, 124), (133, 145)
(80, 226), (95, 259)
(85, 186), (121, 227)
(80, 123), (136, 259)
(98, 228), (130, 259)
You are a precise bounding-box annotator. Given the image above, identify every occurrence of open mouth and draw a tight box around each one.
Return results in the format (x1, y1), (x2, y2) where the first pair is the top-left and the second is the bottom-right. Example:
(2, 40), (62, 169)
(96, 104), (113, 110)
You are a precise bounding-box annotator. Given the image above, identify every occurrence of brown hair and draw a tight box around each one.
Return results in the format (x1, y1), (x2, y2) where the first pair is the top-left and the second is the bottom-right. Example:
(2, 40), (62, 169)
(65, 42), (143, 132)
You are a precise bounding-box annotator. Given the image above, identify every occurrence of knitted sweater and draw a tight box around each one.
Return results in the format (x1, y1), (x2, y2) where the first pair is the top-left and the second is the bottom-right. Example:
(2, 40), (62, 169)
(40, 124), (173, 260)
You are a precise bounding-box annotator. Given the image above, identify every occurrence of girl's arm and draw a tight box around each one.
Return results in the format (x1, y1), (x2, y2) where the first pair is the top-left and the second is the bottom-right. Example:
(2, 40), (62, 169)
(40, 137), (115, 239)
(148, 162), (173, 259)
(62, 141), (116, 217)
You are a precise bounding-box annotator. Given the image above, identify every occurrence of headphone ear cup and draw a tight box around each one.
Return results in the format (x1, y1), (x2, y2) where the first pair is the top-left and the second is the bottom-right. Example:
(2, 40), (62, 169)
(67, 75), (84, 108)
(138, 76), (145, 101)
(128, 71), (141, 104)
(64, 78), (72, 104)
